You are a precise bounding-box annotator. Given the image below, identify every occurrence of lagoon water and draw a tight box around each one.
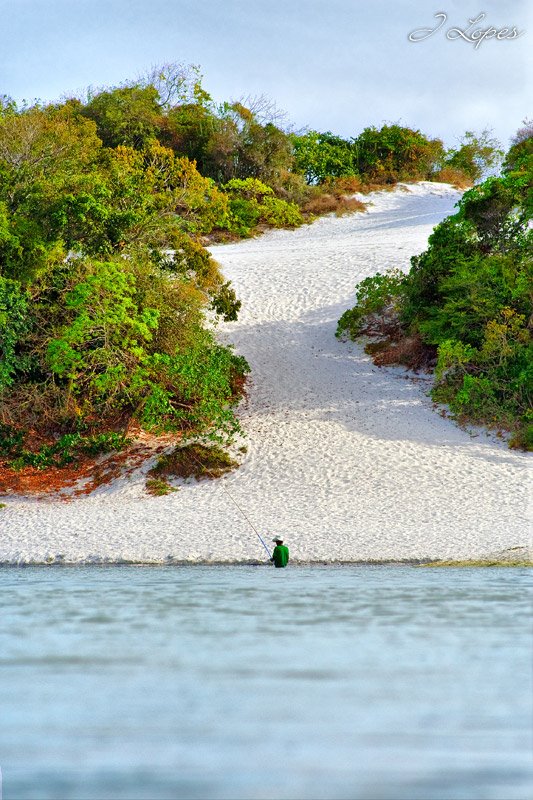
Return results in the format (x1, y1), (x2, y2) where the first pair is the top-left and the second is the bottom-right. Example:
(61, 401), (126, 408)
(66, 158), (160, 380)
(1, 565), (531, 800)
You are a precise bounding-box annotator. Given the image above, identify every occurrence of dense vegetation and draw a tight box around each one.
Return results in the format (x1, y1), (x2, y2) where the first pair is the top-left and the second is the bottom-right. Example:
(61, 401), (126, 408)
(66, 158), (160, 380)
(292, 126), (501, 187)
(337, 128), (532, 449)
(0, 75), (255, 468)
(0, 62), (515, 476)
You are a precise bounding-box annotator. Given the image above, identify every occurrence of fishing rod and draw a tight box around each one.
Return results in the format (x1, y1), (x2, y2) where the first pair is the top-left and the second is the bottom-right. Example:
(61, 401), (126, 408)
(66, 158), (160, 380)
(219, 484), (272, 559)
(187, 446), (272, 560)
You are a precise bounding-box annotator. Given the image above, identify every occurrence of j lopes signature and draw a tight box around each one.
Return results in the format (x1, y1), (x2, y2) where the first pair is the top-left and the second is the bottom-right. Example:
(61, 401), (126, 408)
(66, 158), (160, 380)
(409, 12), (524, 49)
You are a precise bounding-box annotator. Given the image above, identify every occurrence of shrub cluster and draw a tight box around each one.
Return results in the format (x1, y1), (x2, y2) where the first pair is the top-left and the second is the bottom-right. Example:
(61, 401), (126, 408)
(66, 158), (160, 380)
(222, 178), (302, 237)
(0, 426), (131, 469)
(293, 125), (502, 188)
(148, 442), (238, 482)
(0, 94), (250, 464)
(337, 134), (532, 448)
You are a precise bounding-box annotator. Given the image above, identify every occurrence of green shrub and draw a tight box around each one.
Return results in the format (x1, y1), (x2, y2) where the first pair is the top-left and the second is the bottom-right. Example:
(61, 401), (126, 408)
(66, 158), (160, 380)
(443, 129), (503, 183)
(223, 178), (274, 199)
(337, 134), (532, 448)
(336, 270), (406, 339)
(0, 114), (250, 464)
(228, 197), (261, 234)
(352, 124), (444, 183)
(223, 178), (303, 234)
(145, 477), (178, 496)
(292, 131), (358, 184)
(0, 423), (24, 457)
(79, 432), (132, 455)
(5, 431), (131, 470)
(149, 442), (238, 481)
(509, 424), (533, 451)
(260, 195), (302, 227)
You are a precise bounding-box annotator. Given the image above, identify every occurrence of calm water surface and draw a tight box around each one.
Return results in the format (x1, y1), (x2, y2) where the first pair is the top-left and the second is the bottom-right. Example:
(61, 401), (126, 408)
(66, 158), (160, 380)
(0, 565), (531, 800)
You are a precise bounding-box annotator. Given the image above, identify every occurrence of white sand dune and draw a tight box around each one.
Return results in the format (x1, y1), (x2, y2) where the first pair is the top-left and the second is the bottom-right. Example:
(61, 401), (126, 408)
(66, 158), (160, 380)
(1, 183), (530, 564)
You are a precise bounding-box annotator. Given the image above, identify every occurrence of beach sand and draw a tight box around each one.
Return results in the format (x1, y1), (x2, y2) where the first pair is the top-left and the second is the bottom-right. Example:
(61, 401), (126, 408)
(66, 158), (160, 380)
(1, 183), (531, 564)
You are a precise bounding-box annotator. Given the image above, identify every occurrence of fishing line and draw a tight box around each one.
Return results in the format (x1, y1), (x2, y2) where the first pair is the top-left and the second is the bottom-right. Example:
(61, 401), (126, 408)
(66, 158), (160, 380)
(218, 482), (272, 559)
(187, 447), (272, 559)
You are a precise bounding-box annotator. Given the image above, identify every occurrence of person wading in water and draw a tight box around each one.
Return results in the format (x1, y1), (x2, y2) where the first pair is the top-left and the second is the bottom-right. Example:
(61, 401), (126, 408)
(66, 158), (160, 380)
(271, 538), (289, 568)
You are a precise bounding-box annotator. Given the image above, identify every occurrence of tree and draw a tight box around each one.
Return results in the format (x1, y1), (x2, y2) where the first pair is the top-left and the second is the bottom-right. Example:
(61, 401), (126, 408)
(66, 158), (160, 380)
(81, 85), (162, 149)
(0, 102), (103, 283)
(141, 62), (211, 109)
(443, 129), (503, 183)
(503, 120), (533, 177)
(292, 130), (357, 184)
(352, 125), (444, 183)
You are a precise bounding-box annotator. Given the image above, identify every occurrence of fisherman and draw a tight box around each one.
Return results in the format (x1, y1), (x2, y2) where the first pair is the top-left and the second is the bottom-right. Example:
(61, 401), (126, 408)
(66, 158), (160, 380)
(271, 537), (289, 568)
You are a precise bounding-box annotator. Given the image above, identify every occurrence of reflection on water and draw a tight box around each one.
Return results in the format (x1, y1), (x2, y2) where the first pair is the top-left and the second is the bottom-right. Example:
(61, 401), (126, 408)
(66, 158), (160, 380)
(0, 565), (531, 799)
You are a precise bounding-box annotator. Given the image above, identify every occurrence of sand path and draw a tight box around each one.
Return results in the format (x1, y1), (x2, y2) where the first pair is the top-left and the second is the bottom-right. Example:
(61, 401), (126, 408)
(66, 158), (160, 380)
(1, 183), (530, 563)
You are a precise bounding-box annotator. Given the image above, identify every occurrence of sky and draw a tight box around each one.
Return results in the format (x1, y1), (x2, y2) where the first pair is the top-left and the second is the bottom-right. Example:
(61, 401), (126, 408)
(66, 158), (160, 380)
(1, 0), (530, 148)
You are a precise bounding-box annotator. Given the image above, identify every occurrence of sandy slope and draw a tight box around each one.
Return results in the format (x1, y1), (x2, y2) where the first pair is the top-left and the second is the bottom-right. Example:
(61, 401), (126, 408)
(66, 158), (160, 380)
(1, 183), (530, 564)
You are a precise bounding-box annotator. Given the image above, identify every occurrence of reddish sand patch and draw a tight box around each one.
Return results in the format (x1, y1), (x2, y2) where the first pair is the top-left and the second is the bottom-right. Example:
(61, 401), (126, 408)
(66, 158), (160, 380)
(0, 431), (179, 500)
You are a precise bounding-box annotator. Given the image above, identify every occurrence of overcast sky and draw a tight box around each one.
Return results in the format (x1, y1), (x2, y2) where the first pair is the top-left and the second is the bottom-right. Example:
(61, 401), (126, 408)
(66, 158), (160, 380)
(1, 0), (530, 148)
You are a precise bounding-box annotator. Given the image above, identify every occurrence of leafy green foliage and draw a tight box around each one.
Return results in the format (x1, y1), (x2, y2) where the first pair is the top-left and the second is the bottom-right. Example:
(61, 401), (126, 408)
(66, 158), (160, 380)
(145, 476), (178, 496)
(293, 125), (444, 186)
(352, 125), (444, 184)
(81, 85), (162, 149)
(134, 339), (250, 441)
(292, 131), (358, 184)
(0, 94), (251, 468)
(158, 95), (294, 189)
(222, 178), (302, 235)
(337, 270), (406, 339)
(210, 281), (241, 321)
(0, 276), (30, 387)
(504, 122), (533, 177)
(0, 422), (24, 456)
(149, 442), (238, 481)
(0, 103), (103, 282)
(442, 129), (503, 183)
(0, 427), (131, 469)
(338, 135), (532, 447)
(2, 250), (249, 445)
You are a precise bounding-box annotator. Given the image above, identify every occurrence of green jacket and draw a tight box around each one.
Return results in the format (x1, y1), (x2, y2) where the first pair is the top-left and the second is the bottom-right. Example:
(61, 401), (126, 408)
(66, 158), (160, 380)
(272, 544), (289, 568)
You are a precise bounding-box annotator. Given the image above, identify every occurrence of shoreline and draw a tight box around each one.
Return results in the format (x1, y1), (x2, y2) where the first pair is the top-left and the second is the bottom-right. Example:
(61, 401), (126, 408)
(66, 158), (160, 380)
(1, 556), (531, 568)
